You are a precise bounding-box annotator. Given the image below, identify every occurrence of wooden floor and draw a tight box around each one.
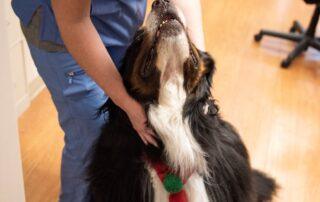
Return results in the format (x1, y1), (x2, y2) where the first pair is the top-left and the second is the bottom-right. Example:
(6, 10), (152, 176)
(19, 0), (320, 201)
(19, 90), (63, 202)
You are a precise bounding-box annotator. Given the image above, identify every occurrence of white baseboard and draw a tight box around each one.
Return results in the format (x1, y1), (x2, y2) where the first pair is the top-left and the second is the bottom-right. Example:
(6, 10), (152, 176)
(28, 76), (45, 100)
(16, 76), (45, 117)
(15, 94), (30, 117)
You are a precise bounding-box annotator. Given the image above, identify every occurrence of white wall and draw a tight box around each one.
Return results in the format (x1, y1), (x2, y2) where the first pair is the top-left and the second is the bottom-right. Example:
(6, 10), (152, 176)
(0, 1), (26, 201)
(4, 0), (45, 116)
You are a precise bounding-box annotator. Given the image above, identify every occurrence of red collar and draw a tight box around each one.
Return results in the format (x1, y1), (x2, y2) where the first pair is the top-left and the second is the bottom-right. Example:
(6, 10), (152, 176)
(150, 160), (189, 202)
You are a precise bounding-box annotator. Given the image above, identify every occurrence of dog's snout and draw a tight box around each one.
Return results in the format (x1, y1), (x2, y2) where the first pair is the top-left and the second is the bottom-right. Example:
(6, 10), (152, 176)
(152, 0), (170, 10)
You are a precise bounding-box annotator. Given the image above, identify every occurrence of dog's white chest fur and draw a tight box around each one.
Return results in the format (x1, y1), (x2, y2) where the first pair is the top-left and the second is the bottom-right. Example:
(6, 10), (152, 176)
(147, 75), (209, 202)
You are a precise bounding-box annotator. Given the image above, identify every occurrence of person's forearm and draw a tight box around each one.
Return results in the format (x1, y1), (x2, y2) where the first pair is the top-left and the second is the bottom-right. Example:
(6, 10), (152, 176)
(51, 0), (132, 110)
(172, 0), (205, 51)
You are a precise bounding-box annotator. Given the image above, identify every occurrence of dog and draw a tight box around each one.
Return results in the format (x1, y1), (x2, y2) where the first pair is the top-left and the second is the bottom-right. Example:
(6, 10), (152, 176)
(88, 0), (277, 201)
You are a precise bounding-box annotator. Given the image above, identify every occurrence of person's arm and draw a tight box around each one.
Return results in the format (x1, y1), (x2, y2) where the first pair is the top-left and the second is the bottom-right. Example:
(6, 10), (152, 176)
(51, 0), (157, 146)
(172, 0), (206, 51)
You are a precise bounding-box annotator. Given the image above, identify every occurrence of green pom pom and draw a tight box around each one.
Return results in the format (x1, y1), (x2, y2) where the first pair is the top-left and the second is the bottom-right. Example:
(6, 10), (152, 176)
(163, 173), (183, 193)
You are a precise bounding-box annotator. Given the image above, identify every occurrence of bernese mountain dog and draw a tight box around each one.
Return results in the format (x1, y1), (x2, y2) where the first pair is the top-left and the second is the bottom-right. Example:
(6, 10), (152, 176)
(88, 0), (277, 201)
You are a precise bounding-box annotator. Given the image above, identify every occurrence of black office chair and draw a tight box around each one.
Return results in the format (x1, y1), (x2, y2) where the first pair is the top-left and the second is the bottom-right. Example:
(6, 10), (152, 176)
(254, 0), (320, 68)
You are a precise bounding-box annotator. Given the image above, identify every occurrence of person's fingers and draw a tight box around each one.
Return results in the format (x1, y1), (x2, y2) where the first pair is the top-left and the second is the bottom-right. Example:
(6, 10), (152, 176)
(144, 133), (159, 148)
(141, 137), (148, 145)
(142, 123), (158, 147)
(145, 128), (157, 138)
(137, 131), (148, 145)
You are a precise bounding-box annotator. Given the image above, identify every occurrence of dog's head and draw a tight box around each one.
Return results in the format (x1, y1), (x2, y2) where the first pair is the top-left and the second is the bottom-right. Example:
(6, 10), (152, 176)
(122, 0), (215, 104)
(118, 0), (217, 177)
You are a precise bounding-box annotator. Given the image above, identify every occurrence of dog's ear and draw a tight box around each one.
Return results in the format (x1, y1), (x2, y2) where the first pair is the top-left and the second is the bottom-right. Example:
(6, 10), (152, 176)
(199, 50), (215, 85)
(197, 51), (219, 115)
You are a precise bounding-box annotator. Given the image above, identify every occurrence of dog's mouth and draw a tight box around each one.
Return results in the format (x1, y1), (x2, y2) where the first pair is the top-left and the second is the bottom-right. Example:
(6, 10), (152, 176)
(155, 12), (185, 38)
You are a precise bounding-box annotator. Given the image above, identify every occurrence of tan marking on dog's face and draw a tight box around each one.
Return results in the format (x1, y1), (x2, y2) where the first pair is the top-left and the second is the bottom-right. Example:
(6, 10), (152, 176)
(183, 43), (211, 94)
(130, 32), (160, 97)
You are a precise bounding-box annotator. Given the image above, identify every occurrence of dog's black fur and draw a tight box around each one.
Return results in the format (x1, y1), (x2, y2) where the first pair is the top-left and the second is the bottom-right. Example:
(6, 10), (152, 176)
(88, 7), (277, 202)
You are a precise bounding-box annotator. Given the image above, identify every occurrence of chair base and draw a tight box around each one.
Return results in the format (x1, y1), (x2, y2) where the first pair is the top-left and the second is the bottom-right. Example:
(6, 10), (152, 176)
(254, 25), (320, 68)
(254, 5), (320, 68)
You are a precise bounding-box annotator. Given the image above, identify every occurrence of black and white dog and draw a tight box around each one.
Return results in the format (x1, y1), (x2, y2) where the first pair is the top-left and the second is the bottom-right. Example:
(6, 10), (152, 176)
(88, 1), (277, 201)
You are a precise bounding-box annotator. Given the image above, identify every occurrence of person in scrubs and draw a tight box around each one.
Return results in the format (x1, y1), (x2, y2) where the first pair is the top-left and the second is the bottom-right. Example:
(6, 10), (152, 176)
(11, 0), (205, 201)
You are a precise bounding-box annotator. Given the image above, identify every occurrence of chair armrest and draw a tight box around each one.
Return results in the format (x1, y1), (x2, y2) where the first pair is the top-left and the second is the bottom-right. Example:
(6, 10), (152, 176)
(304, 0), (320, 4)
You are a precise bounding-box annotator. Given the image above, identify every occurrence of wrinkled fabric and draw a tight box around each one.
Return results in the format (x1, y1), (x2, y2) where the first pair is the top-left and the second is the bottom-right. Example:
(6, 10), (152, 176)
(27, 43), (108, 202)
(12, 0), (146, 49)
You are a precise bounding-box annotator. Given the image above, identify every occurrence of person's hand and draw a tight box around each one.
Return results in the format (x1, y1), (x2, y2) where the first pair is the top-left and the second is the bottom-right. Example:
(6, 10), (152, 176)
(123, 98), (158, 147)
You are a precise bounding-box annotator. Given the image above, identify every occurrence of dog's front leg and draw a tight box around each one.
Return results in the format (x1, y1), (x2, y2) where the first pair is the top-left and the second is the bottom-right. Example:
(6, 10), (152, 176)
(148, 167), (169, 202)
(184, 173), (210, 202)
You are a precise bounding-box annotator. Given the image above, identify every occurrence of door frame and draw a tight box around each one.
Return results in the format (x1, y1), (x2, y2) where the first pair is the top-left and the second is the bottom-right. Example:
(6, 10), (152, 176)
(0, 1), (26, 201)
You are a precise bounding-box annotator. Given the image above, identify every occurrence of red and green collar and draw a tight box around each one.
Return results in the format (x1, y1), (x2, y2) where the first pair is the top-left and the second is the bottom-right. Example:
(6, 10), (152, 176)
(150, 160), (190, 202)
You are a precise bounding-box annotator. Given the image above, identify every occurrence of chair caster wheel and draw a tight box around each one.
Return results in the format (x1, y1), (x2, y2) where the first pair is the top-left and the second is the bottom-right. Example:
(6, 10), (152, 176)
(289, 27), (296, 33)
(281, 60), (291, 68)
(254, 33), (263, 42)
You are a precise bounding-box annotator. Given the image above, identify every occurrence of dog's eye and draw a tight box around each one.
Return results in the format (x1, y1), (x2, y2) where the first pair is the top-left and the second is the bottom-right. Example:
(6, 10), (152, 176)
(189, 45), (199, 69)
(141, 47), (157, 79)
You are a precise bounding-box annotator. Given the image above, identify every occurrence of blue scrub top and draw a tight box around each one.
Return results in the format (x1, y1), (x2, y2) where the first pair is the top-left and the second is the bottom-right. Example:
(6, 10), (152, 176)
(12, 0), (147, 65)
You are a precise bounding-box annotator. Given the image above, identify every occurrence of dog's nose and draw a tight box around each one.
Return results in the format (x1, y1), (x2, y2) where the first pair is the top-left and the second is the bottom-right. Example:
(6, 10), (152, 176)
(152, 0), (170, 10)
